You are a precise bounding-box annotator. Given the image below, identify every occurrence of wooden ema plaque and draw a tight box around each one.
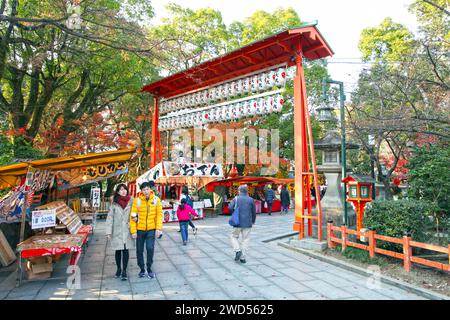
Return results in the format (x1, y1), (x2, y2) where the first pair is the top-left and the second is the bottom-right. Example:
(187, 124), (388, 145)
(17, 234), (85, 252)
(36, 201), (82, 234)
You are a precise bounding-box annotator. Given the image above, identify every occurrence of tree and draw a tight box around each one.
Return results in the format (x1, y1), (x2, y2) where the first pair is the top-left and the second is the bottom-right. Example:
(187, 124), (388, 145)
(349, 13), (449, 198)
(407, 144), (449, 242)
(0, 0), (158, 158)
(149, 4), (229, 73)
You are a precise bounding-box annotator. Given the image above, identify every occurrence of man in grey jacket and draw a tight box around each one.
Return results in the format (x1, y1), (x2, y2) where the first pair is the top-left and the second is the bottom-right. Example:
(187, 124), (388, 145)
(228, 185), (256, 264)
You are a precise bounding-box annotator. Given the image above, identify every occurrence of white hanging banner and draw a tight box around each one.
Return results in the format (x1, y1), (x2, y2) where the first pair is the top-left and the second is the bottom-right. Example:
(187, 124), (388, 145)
(163, 162), (223, 178)
(91, 187), (101, 208)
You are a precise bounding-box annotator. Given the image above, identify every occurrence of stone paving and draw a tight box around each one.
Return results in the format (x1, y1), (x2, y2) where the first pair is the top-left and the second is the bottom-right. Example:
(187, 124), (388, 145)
(0, 210), (427, 300)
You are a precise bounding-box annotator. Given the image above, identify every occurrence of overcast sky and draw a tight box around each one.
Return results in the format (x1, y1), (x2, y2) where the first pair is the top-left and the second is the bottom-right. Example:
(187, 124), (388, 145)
(151, 0), (419, 93)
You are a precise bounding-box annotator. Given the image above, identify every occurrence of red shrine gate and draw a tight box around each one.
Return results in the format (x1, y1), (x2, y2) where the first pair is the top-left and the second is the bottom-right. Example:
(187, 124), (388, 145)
(142, 22), (334, 240)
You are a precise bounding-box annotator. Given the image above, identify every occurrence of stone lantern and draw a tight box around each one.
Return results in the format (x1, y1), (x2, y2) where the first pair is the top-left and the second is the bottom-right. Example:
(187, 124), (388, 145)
(314, 130), (359, 226)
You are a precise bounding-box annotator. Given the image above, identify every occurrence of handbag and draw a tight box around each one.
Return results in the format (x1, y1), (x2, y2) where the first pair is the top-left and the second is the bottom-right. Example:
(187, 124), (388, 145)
(228, 197), (240, 227)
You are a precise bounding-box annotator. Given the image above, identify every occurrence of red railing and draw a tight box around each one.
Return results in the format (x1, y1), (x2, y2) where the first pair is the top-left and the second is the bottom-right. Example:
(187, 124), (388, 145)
(327, 222), (450, 273)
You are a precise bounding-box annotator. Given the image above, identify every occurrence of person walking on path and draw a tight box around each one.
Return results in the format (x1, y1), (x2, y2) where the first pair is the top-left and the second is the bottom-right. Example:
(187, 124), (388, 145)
(176, 198), (199, 245)
(105, 184), (134, 281)
(228, 185), (256, 264)
(265, 184), (275, 216)
(130, 182), (163, 279)
(280, 185), (290, 214)
(178, 186), (198, 235)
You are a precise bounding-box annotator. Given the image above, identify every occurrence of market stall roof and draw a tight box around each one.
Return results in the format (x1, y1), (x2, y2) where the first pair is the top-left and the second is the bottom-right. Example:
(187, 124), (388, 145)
(204, 176), (294, 192)
(142, 22), (333, 98)
(0, 149), (136, 190)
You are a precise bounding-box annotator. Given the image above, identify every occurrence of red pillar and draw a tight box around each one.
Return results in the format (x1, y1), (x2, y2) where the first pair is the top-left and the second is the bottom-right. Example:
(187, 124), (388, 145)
(151, 96), (161, 168)
(292, 51), (323, 241)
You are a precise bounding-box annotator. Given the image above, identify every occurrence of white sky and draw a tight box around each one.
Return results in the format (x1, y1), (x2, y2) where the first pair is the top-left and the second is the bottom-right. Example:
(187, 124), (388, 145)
(151, 0), (419, 93)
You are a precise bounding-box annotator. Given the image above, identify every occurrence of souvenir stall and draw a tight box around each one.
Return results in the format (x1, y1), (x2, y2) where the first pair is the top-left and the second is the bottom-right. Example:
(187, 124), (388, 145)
(205, 176), (294, 215)
(0, 149), (135, 284)
(131, 161), (223, 223)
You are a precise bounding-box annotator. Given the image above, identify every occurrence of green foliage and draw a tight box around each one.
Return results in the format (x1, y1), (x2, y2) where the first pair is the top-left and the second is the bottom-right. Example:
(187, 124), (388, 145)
(332, 245), (388, 266)
(409, 0), (450, 45)
(358, 17), (416, 64)
(0, 135), (13, 165)
(364, 199), (435, 251)
(347, 149), (372, 175)
(150, 4), (229, 72)
(407, 144), (449, 243)
(407, 145), (450, 213)
(228, 7), (301, 49)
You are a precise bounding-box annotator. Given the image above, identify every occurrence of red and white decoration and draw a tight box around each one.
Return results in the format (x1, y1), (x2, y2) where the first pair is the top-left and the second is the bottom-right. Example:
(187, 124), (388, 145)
(159, 65), (287, 115)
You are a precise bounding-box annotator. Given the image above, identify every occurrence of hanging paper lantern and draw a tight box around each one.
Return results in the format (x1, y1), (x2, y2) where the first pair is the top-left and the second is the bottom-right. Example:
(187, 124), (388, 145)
(193, 92), (200, 106)
(242, 77), (250, 93)
(275, 67), (286, 87)
(178, 96), (184, 109)
(209, 87), (216, 103)
(250, 75), (259, 93)
(236, 79), (243, 96)
(268, 70), (276, 87)
(249, 99), (257, 115)
(258, 73), (267, 91)
(225, 105), (233, 121)
(201, 110), (210, 124)
(216, 85), (223, 100)
(274, 94), (284, 112)
(257, 97), (265, 114)
(228, 81), (236, 98)
(266, 95), (274, 113)
(209, 108), (217, 122)
(202, 90), (208, 105)
(241, 101), (249, 117)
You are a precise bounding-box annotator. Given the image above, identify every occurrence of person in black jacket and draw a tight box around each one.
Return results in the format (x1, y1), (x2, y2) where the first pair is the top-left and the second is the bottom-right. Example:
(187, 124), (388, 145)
(265, 184), (275, 216)
(280, 185), (290, 214)
(228, 185), (256, 264)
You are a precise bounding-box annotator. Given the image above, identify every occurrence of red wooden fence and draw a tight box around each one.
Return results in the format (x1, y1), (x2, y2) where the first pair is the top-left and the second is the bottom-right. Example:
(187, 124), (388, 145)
(327, 222), (450, 273)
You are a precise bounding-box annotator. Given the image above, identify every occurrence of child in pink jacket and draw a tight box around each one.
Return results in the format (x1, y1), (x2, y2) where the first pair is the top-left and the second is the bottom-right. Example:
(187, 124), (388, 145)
(176, 198), (198, 245)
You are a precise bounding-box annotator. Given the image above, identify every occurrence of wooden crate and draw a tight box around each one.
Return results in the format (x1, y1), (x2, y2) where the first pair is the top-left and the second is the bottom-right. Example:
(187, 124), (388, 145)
(0, 229), (16, 267)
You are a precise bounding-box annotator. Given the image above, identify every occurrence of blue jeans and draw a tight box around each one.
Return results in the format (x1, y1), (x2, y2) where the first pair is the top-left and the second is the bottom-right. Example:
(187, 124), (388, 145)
(136, 230), (155, 272)
(179, 221), (189, 242)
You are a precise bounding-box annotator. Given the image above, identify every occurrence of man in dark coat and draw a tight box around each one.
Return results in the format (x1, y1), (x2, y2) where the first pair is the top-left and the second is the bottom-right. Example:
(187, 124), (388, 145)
(280, 185), (290, 214)
(265, 184), (275, 216)
(228, 185), (256, 264)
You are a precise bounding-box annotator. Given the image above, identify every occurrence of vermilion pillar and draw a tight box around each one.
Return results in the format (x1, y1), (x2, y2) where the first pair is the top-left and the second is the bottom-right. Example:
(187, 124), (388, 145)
(151, 96), (162, 168)
(292, 52), (323, 241)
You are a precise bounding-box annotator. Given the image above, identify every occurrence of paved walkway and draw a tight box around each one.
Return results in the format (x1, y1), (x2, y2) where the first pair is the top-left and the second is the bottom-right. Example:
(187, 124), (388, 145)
(0, 211), (426, 300)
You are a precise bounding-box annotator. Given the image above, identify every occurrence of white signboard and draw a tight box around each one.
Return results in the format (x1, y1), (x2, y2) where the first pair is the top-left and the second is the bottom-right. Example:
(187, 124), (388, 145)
(203, 199), (212, 208)
(31, 209), (56, 229)
(91, 187), (101, 208)
(193, 201), (205, 209)
(163, 161), (223, 178)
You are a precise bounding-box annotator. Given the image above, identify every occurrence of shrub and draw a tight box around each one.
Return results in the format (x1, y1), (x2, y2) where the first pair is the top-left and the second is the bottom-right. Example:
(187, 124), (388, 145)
(364, 199), (435, 251)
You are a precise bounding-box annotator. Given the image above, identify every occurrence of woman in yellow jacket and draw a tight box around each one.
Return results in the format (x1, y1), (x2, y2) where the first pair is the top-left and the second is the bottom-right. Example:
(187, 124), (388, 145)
(130, 181), (163, 279)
